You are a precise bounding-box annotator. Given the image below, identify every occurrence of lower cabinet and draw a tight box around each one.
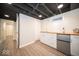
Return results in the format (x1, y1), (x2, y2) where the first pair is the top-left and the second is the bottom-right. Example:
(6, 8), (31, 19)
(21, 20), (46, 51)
(71, 35), (79, 56)
(40, 33), (79, 56)
(40, 33), (57, 49)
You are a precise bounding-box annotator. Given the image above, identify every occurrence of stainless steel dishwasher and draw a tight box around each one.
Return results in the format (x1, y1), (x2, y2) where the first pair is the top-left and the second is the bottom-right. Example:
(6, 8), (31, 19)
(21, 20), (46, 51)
(57, 34), (71, 55)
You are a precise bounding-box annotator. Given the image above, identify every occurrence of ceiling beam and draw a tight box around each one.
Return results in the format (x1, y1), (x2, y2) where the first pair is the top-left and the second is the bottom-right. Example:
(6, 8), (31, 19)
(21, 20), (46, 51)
(32, 3), (39, 12)
(13, 5), (28, 13)
(41, 3), (56, 15)
(26, 3), (49, 17)
(13, 4), (45, 19)
(3, 4), (19, 13)
(13, 4), (39, 17)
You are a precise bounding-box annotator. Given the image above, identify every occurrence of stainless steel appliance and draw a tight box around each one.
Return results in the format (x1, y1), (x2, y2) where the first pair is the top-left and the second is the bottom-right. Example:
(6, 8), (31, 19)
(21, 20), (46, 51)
(57, 34), (71, 55)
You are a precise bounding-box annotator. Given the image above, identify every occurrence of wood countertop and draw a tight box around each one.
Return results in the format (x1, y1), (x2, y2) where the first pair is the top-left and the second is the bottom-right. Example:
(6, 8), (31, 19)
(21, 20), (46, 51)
(41, 31), (79, 35)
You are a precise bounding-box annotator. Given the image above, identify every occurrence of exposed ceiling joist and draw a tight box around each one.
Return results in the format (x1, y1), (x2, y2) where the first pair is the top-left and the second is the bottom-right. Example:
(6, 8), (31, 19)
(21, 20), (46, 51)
(32, 3), (39, 12)
(0, 3), (79, 20)
(13, 5), (28, 13)
(5, 4), (20, 13)
(13, 4), (39, 17)
(41, 3), (56, 15)
(26, 3), (49, 17)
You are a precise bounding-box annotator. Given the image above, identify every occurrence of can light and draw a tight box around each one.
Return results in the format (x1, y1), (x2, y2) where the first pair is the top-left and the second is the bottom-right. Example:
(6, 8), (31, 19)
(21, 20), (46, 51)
(38, 15), (42, 18)
(4, 14), (10, 17)
(8, 3), (12, 4)
(58, 4), (63, 9)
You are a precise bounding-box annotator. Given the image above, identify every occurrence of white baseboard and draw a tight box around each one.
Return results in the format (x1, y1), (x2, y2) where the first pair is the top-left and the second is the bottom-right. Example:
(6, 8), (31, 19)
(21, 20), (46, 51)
(20, 40), (36, 48)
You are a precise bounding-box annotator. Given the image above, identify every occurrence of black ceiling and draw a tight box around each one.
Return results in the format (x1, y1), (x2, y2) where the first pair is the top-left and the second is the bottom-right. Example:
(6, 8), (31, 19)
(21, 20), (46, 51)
(0, 3), (16, 21)
(0, 3), (79, 21)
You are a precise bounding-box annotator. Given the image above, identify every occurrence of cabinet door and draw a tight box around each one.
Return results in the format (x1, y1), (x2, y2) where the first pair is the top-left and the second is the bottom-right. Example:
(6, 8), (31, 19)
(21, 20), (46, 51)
(71, 35), (79, 56)
(40, 33), (57, 48)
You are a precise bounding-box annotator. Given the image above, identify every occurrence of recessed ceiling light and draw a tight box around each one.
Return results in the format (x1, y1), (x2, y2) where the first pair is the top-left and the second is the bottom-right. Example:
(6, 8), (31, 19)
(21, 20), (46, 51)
(4, 14), (10, 17)
(58, 4), (63, 9)
(8, 3), (12, 4)
(38, 15), (42, 18)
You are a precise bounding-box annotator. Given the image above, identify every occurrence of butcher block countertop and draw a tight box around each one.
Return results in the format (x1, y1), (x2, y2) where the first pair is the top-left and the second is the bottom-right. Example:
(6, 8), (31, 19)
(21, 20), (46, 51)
(41, 31), (79, 36)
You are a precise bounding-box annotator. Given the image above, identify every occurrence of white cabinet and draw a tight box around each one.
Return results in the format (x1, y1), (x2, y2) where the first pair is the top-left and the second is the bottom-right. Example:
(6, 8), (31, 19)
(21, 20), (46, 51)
(40, 33), (57, 48)
(71, 35), (79, 56)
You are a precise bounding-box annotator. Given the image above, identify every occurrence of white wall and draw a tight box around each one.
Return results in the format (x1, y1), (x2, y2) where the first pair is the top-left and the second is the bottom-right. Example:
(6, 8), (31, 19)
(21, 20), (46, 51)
(41, 8), (79, 33)
(63, 8), (79, 33)
(0, 19), (16, 41)
(17, 13), (40, 48)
